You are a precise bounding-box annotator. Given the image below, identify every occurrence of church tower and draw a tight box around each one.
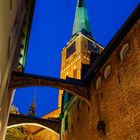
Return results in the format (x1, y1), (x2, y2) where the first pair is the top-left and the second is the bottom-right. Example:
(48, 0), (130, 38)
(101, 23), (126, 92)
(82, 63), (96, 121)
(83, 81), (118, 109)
(59, 0), (104, 139)
(28, 90), (37, 117)
(58, 0), (103, 110)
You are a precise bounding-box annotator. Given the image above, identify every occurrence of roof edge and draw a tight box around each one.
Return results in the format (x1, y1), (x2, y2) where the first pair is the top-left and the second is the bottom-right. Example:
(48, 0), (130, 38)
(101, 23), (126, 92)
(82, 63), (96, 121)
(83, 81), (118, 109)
(83, 4), (140, 83)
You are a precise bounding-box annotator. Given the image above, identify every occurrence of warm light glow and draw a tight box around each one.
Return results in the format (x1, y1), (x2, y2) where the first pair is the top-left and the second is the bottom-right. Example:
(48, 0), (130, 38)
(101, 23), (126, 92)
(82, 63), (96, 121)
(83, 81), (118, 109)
(7, 123), (60, 136)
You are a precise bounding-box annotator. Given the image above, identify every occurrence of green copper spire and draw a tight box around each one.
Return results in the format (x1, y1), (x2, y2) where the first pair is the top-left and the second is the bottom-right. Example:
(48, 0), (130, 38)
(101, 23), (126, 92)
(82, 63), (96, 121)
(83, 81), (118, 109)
(72, 0), (92, 37)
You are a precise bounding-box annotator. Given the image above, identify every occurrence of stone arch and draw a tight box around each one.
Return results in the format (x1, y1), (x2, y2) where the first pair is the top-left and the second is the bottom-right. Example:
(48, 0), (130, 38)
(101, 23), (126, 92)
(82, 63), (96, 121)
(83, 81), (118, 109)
(9, 72), (90, 104)
(8, 114), (60, 134)
(7, 123), (60, 136)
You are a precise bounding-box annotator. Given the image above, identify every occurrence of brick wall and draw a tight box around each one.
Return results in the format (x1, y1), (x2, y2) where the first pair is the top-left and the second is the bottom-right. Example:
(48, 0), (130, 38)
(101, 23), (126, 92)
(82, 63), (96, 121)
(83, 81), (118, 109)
(61, 17), (140, 140)
(90, 19), (140, 140)
(62, 98), (91, 140)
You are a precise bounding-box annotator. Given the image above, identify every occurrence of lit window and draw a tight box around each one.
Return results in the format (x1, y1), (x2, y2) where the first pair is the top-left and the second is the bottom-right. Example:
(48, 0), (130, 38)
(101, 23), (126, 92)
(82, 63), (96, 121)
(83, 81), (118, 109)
(120, 43), (130, 60)
(96, 77), (101, 89)
(104, 65), (112, 79)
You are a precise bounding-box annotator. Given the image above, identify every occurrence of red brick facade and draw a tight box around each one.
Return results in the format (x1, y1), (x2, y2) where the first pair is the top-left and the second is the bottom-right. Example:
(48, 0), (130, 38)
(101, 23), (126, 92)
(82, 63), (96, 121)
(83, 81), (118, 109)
(90, 18), (140, 140)
(61, 8), (140, 140)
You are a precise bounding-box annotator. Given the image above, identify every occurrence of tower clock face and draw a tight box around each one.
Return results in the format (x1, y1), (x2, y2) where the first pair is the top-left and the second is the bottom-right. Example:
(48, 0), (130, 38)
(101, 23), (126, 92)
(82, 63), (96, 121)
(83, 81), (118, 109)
(66, 42), (76, 59)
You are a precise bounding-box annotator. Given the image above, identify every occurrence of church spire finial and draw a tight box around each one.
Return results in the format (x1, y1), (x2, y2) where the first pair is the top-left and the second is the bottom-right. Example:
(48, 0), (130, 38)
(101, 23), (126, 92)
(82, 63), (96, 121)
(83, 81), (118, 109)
(28, 88), (37, 117)
(72, 0), (92, 37)
(33, 88), (36, 103)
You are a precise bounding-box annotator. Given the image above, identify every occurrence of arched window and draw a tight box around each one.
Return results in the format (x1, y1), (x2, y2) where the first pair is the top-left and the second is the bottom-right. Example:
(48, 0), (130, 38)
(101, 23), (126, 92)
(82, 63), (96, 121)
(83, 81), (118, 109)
(104, 65), (112, 79)
(96, 76), (101, 89)
(120, 43), (130, 60)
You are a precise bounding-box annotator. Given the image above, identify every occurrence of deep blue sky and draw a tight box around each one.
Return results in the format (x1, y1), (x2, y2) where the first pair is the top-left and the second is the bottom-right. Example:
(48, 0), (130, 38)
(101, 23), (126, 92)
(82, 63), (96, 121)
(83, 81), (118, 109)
(13, 0), (140, 117)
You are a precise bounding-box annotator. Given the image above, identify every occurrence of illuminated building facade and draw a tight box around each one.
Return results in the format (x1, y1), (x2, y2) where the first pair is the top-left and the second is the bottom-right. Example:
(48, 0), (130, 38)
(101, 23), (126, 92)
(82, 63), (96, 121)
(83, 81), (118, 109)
(1, 0), (139, 139)
(59, 1), (140, 140)
(0, 0), (35, 139)
(59, 0), (104, 139)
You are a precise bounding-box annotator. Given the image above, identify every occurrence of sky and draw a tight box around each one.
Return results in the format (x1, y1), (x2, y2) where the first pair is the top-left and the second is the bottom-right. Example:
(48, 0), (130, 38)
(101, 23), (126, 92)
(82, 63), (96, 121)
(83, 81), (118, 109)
(13, 0), (140, 117)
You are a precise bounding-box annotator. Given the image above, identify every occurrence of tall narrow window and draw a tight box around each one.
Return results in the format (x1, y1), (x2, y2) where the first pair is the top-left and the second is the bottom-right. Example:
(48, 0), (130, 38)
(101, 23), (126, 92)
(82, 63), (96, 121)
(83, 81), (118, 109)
(66, 42), (76, 59)
(65, 115), (68, 131)
(9, 0), (13, 9)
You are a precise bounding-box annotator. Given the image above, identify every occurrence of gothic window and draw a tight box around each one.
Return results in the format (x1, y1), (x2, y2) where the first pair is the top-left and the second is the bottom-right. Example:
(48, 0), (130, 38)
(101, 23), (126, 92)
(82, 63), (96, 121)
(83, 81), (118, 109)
(66, 42), (76, 59)
(96, 76), (101, 89)
(65, 115), (68, 131)
(104, 65), (112, 79)
(120, 43), (130, 60)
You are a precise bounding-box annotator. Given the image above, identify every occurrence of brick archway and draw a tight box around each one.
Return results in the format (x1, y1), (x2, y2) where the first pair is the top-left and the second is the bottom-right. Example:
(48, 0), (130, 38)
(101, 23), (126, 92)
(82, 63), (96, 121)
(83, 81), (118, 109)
(9, 71), (90, 104)
(8, 114), (61, 134)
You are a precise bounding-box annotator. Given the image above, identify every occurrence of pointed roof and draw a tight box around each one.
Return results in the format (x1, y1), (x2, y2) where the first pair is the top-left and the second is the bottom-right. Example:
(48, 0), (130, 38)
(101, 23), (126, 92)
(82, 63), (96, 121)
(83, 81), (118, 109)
(28, 88), (37, 117)
(72, 0), (92, 37)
